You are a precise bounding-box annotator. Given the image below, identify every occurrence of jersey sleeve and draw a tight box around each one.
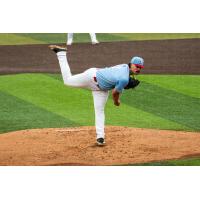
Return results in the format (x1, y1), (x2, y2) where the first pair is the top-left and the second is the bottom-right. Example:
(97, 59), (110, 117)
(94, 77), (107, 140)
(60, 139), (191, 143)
(115, 79), (129, 93)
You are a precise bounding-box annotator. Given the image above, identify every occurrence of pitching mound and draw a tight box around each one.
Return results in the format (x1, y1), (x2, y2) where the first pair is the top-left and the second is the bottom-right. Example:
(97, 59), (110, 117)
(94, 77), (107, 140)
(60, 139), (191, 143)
(0, 126), (200, 166)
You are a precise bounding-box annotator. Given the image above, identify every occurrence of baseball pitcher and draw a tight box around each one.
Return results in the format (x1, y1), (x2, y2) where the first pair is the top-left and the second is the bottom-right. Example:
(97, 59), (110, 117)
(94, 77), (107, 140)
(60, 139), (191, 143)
(49, 45), (144, 146)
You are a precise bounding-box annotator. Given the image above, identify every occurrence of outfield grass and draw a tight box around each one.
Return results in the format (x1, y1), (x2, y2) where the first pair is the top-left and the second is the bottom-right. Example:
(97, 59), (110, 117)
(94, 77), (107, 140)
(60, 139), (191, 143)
(0, 74), (199, 134)
(131, 157), (200, 166)
(0, 33), (200, 45)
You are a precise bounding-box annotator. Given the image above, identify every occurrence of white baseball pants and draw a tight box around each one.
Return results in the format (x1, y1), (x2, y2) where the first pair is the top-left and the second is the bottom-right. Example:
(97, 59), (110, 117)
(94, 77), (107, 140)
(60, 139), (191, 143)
(57, 51), (109, 139)
(67, 33), (98, 45)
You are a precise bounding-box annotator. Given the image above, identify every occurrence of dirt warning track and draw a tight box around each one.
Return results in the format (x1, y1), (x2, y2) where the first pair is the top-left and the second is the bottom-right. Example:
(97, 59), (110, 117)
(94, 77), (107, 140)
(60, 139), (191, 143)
(0, 39), (200, 75)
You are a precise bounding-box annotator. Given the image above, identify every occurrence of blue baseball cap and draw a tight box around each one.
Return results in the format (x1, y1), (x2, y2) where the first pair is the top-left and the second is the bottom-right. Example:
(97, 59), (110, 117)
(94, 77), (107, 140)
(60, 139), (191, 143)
(130, 56), (144, 68)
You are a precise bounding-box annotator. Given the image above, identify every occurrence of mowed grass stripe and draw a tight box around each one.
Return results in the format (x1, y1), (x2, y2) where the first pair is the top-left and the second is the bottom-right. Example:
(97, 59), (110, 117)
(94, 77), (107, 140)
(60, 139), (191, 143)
(105, 98), (189, 130)
(45, 74), (187, 130)
(1, 33), (200, 45)
(44, 74), (190, 130)
(106, 33), (200, 41)
(130, 157), (200, 166)
(140, 75), (200, 98)
(0, 74), (96, 126)
(121, 81), (200, 131)
(1, 74), (198, 133)
(0, 34), (45, 45)
(17, 33), (67, 44)
(0, 91), (78, 134)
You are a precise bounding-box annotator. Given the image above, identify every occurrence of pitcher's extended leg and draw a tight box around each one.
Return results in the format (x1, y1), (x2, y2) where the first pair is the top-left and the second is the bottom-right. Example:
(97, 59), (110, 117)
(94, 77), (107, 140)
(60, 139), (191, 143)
(92, 90), (109, 139)
(57, 51), (72, 84)
(55, 50), (97, 88)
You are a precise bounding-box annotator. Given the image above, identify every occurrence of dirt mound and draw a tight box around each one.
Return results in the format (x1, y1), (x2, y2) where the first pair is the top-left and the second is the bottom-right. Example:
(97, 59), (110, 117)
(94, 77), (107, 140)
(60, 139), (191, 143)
(0, 126), (200, 166)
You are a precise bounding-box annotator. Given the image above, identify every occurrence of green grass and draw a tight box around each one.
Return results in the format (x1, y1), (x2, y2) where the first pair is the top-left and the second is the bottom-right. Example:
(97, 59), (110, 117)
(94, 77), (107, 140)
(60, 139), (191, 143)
(0, 33), (200, 45)
(1, 73), (200, 165)
(121, 75), (200, 131)
(0, 74), (95, 134)
(0, 91), (78, 133)
(131, 157), (200, 166)
(0, 74), (199, 134)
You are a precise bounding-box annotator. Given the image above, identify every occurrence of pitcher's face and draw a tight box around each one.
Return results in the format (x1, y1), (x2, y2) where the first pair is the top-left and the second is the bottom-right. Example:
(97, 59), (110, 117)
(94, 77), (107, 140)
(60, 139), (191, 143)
(130, 64), (142, 75)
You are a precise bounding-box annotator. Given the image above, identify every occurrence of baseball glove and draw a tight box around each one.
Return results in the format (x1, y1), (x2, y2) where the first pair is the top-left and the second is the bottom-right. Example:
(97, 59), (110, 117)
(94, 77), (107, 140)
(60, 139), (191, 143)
(124, 77), (140, 90)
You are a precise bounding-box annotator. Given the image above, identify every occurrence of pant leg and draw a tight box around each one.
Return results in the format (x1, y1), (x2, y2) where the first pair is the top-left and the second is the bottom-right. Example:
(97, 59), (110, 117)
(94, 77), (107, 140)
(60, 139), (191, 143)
(67, 33), (73, 45)
(92, 90), (109, 139)
(57, 51), (108, 139)
(56, 51), (99, 89)
(89, 33), (98, 43)
(57, 51), (72, 84)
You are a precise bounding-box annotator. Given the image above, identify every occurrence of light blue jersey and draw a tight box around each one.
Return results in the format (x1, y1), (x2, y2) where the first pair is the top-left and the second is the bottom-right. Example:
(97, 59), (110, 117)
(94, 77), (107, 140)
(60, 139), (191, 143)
(96, 64), (129, 93)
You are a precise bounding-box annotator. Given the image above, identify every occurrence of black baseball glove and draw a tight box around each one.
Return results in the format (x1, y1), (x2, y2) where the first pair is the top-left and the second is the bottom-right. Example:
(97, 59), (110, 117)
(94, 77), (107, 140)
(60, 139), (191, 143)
(124, 77), (140, 90)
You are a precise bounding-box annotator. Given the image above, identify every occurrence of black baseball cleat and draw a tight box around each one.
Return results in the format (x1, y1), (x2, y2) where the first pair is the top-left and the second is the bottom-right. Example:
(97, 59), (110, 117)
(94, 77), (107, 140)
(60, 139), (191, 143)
(96, 138), (105, 146)
(49, 45), (67, 53)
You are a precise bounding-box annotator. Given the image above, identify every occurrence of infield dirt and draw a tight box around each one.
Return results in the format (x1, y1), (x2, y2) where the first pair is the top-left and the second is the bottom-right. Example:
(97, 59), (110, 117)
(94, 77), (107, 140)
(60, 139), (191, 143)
(0, 39), (200, 75)
(0, 126), (200, 166)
